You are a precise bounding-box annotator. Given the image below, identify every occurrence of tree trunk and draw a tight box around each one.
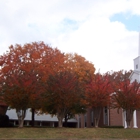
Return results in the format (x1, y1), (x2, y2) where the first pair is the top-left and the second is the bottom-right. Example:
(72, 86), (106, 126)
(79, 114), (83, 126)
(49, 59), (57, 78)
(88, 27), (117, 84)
(125, 109), (134, 128)
(58, 118), (63, 127)
(93, 107), (102, 128)
(31, 108), (35, 127)
(57, 113), (64, 127)
(126, 121), (131, 128)
(94, 118), (99, 128)
(18, 119), (24, 127)
(16, 109), (26, 128)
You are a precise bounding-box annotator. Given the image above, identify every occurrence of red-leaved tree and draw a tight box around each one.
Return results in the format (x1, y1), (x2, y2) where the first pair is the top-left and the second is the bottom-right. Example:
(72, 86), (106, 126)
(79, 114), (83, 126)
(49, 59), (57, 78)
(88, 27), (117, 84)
(111, 70), (140, 128)
(0, 42), (64, 127)
(85, 72), (112, 127)
(41, 71), (84, 127)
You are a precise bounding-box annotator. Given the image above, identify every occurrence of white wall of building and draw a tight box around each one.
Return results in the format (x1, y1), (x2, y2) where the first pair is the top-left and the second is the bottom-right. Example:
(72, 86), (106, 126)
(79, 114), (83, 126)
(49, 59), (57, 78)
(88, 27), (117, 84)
(6, 109), (77, 122)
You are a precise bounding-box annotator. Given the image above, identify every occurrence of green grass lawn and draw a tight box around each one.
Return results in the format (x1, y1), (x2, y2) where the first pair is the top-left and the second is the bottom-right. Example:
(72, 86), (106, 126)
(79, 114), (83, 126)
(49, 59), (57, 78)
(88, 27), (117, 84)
(0, 127), (140, 139)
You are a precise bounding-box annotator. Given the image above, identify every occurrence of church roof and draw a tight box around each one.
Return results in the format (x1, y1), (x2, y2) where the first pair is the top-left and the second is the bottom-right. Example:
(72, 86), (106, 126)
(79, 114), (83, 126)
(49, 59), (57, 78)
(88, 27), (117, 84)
(129, 70), (140, 79)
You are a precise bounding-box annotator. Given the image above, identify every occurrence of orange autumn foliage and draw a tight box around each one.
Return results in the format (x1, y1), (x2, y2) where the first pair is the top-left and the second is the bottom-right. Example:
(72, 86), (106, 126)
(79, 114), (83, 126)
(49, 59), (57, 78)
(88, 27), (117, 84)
(64, 53), (95, 82)
(0, 41), (65, 111)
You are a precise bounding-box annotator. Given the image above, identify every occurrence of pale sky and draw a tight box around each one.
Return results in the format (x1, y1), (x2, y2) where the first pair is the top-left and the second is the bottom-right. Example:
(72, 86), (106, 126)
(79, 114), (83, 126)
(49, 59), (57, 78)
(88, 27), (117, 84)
(0, 0), (140, 73)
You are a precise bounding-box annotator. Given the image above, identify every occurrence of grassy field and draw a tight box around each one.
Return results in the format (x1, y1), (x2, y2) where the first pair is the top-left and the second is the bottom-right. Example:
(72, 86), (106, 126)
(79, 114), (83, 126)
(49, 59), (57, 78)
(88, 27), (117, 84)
(0, 127), (140, 139)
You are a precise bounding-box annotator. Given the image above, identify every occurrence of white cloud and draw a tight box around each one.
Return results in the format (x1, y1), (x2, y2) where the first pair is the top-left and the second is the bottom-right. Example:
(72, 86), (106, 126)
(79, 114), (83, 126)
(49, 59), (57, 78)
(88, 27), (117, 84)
(51, 16), (138, 73)
(0, 0), (140, 73)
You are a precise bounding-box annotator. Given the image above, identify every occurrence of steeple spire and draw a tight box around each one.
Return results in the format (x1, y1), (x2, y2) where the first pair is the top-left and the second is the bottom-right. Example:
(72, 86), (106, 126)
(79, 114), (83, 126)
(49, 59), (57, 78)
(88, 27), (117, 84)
(138, 32), (140, 56)
(133, 32), (140, 71)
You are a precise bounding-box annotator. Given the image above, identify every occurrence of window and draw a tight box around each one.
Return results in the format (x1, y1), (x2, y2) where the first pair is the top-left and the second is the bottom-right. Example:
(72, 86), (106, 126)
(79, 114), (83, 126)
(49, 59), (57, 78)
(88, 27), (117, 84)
(104, 107), (108, 125)
(136, 64), (138, 69)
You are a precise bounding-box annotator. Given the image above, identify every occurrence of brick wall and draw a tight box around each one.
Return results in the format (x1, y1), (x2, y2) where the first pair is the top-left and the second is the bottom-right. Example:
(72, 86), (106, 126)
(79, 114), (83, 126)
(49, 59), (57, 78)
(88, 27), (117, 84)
(109, 108), (123, 126)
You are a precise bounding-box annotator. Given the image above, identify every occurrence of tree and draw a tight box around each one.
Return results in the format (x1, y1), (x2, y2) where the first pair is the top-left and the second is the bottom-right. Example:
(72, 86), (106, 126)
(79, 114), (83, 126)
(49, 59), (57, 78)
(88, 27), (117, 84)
(39, 53), (95, 127)
(64, 53), (95, 83)
(108, 70), (132, 89)
(41, 71), (84, 127)
(85, 72), (112, 127)
(111, 70), (140, 128)
(0, 42), (64, 127)
(0, 68), (39, 127)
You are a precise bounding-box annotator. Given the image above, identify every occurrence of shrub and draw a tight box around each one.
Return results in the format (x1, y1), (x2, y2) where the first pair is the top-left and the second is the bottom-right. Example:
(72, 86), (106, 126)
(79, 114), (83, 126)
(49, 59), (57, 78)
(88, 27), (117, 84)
(101, 125), (124, 128)
(0, 114), (13, 127)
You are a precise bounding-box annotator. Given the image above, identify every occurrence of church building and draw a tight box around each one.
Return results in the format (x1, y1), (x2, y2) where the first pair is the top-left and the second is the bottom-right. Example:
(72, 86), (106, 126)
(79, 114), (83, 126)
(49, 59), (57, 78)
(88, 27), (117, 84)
(78, 32), (140, 128)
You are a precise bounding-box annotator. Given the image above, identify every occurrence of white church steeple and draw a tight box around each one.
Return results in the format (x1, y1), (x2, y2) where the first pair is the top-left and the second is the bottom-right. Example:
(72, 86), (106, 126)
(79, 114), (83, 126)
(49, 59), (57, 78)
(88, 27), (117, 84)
(139, 32), (140, 56)
(134, 32), (140, 71)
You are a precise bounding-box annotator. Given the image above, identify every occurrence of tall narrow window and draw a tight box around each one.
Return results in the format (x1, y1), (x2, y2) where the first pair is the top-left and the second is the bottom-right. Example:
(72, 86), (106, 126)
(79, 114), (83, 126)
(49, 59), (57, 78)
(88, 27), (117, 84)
(104, 107), (108, 125)
(136, 64), (138, 69)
